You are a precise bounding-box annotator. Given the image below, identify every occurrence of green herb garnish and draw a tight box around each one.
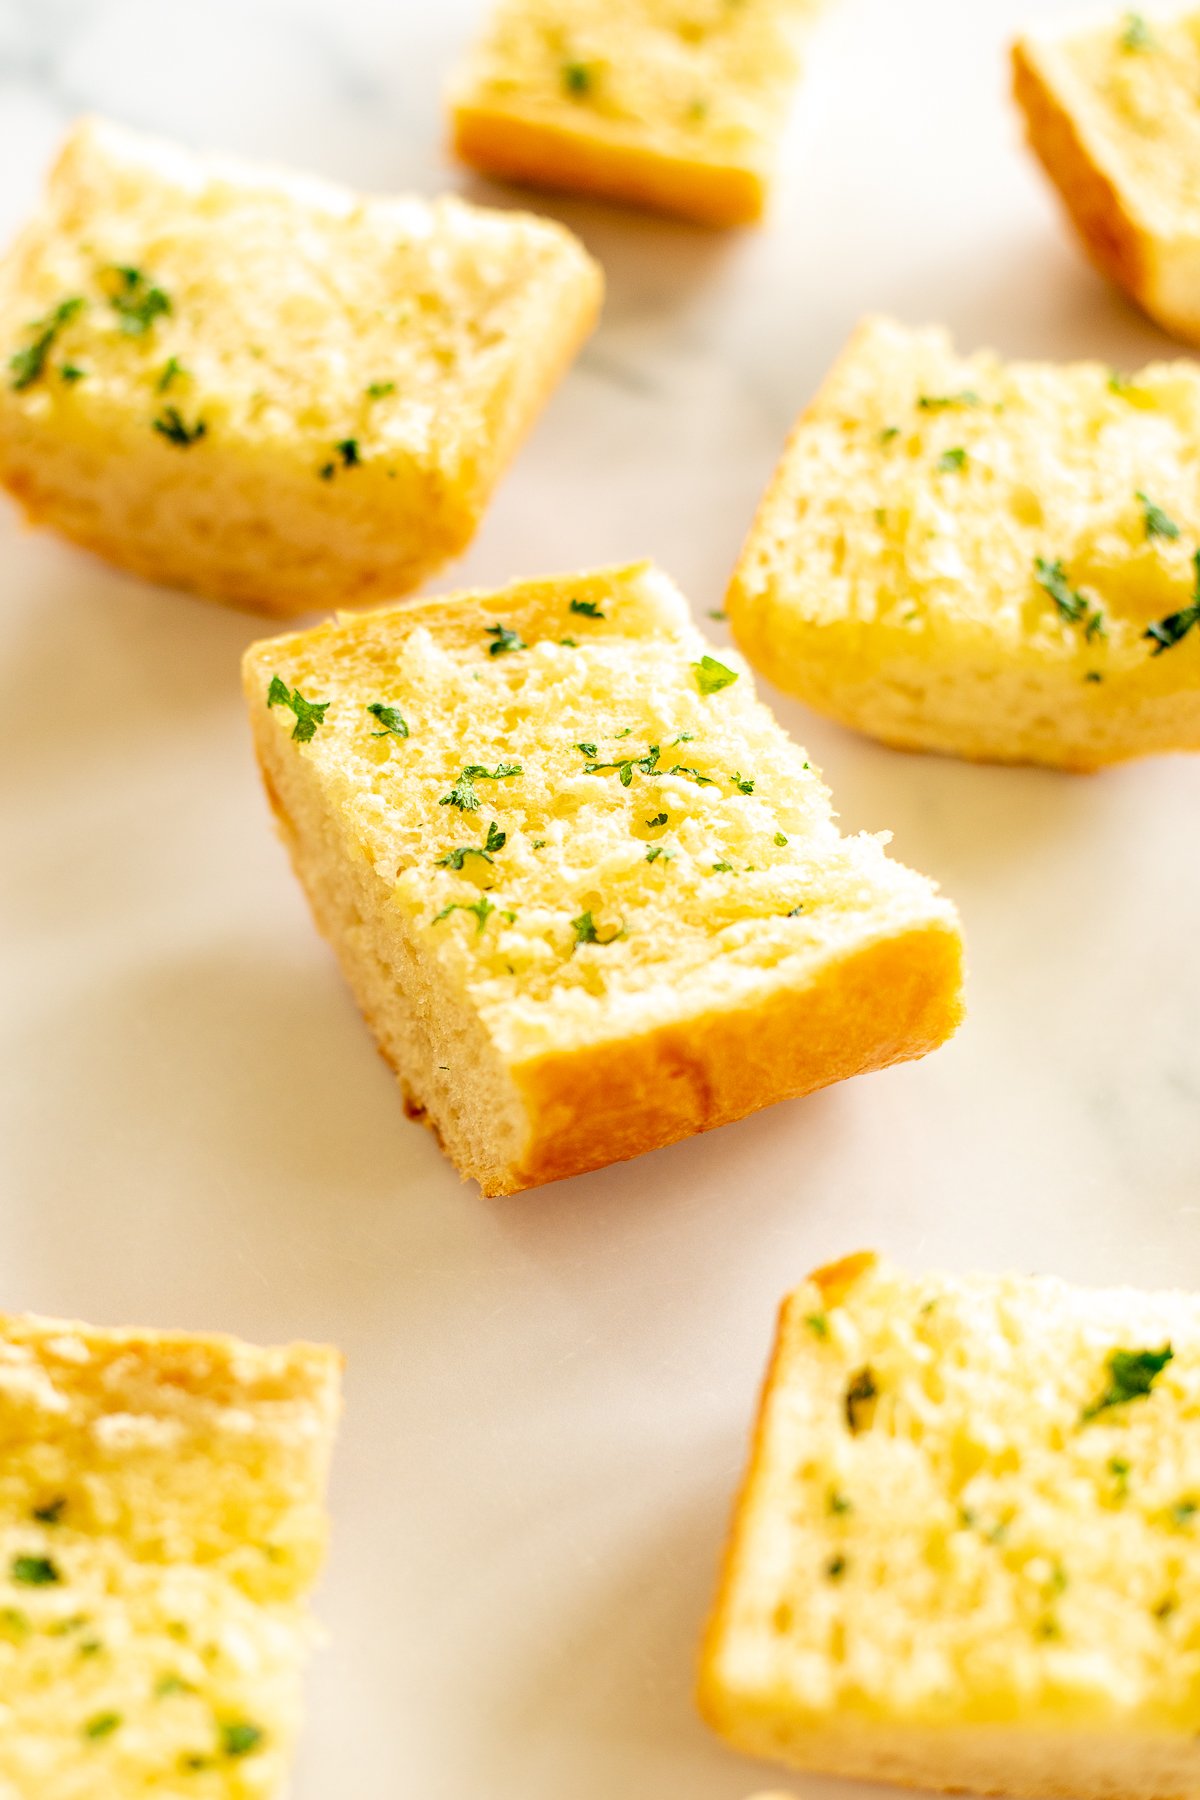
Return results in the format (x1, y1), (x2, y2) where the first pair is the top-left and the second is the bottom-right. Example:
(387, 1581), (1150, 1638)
(845, 1368), (878, 1434)
(83, 1712), (122, 1741)
(32, 1499), (65, 1525)
(439, 764), (522, 811)
(804, 1312), (829, 1338)
(918, 390), (981, 411)
(367, 702), (409, 739)
(153, 405), (206, 448)
(937, 447), (967, 473)
(1082, 1345), (1173, 1423)
(562, 59), (593, 96)
(1146, 550), (1200, 652)
(774, 832), (788, 846)
(825, 1555), (848, 1580)
(105, 266), (170, 335)
(1170, 1498), (1198, 1529)
(693, 654), (739, 695)
(670, 764), (718, 787)
(572, 910), (623, 947)
(828, 1490), (853, 1515)
(485, 623), (527, 657)
(366, 381), (396, 399)
(731, 771), (755, 794)
(59, 362), (86, 382)
(569, 597), (605, 619)
(1138, 490), (1180, 540)
(220, 1722), (265, 1759)
(584, 743), (661, 786)
(9, 297), (84, 391)
(157, 356), (187, 393)
(267, 675), (329, 743)
(12, 1555), (60, 1587)
(646, 812), (668, 828)
(434, 895), (497, 934)
(437, 820), (506, 868)
(1121, 12), (1154, 50)
(644, 845), (672, 863)
(1034, 557), (1105, 640)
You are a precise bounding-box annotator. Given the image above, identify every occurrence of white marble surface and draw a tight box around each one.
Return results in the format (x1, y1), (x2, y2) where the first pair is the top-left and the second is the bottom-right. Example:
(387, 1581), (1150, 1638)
(2, 1), (1200, 1795)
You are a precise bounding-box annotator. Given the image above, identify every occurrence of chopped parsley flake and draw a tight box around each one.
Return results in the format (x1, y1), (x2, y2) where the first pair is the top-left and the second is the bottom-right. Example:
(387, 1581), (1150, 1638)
(83, 1712), (122, 1741)
(157, 355), (187, 393)
(670, 764), (718, 787)
(105, 266), (170, 336)
(708, 608), (728, 621)
(562, 59), (593, 96)
(644, 845), (672, 864)
(1034, 557), (1105, 640)
(32, 1499), (65, 1525)
(366, 380), (396, 399)
(693, 654), (739, 695)
(584, 743), (661, 786)
(439, 764), (522, 811)
(731, 771), (754, 794)
(572, 910), (624, 947)
(9, 296), (84, 391)
(220, 1722), (265, 1759)
(437, 820), (506, 868)
(485, 623), (527, 657)
(1121, 11), (1154, 50)
(829, 1491), (853, 1516)
(1146, 550), (1200, 652)
(12, 1555), (60, 1587)
(937, 447), (967, 473)
(569, 597), (605, 619)
(59, 362), (86, 382)
(879, 425), (900, 444)
(918, 390), (981, 411)
(367, 702), (409, 739)
(1082, 1344), (1173, 1423)
(434, 896), (497, 934)
(712, 862), (734, 873)
(1138, 490), (1180, 541)
(774, 832), (788, 846)
(267, 675), (329, 743)
(646, 813), (668, 828)
(1170, 1498), (1198, 1529)
(825, 1555), (848, 1580)
(804, 1312), (829, 1338)
(153, 405), (206, 448)
(845, 1368), (878, 1434)
(785, 904), (804, 917)
(576, 742), (598, 758)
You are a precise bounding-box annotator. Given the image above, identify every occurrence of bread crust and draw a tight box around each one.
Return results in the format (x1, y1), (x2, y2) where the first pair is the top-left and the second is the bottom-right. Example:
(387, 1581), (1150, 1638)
(451, 103), (765, 227)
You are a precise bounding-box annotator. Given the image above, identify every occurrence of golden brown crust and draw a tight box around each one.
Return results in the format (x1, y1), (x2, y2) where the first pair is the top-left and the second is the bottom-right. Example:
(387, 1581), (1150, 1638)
(452, 103), (764, 227)
(1011, 39), (1151, 311)
(503, 921), (964, 1195)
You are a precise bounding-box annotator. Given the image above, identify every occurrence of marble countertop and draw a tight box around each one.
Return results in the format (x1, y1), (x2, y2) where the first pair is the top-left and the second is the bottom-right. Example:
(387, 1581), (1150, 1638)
(3, 1), (1200, 1795)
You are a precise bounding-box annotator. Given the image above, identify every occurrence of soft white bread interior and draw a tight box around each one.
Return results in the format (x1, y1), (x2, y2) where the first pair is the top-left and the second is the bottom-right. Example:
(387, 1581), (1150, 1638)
(0, 1312), (341, 1797)
(449, 0), (820, 227)
(243, 561), (964, 1197)
(728, 315), (1200, 770)
(701, 1251), (1200, 1800)
(0, 116), (602, 616)
(1014, 6), (1200, 345)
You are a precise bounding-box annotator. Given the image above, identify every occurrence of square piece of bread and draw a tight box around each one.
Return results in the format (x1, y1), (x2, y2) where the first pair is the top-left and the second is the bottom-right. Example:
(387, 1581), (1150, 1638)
(701, 1251), (1200, 1800)
(449, 0), (819, 227)
(242, 562), (963, 1197)
(1014, 7), (1200, 345)
(727, 315), (1200, 770)
(0, 1312), (340, 1797)
(0, 117), (602, 617)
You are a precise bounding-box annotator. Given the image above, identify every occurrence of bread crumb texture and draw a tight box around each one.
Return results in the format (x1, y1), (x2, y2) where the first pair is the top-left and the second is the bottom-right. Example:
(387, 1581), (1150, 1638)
(0, 116), (602, 616)
(243, 562), (963, 1196)
(450, 0), (820, 225)
(0, 1313), (340, 1798)
(729, 316), (1200, 770)
(701, 1251), (1200, 1800)
(1014, 7), (1200, 343)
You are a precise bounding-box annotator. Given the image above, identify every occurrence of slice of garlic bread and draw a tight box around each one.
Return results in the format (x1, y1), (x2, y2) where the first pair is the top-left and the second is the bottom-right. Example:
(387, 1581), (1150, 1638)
(728, 316), (1200, 769)
(0, 117), (601, 616)
(1014, 7), (1200, 345)
(243, 561), (963, 1197)
(0, 1312), (340, 1797)
(449, 0), (820, 227)
(702, 1251), (1200, 1800)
